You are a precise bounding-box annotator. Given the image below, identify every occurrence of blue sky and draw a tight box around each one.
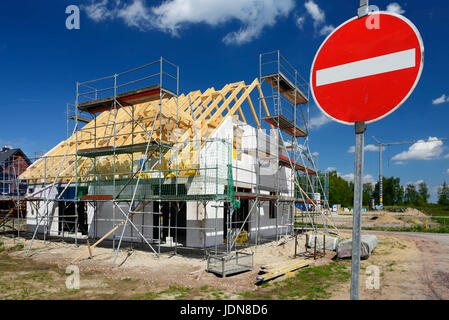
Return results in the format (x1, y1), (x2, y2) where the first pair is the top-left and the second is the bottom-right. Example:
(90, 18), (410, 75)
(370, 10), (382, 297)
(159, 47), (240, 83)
(0, 0), (448, 201)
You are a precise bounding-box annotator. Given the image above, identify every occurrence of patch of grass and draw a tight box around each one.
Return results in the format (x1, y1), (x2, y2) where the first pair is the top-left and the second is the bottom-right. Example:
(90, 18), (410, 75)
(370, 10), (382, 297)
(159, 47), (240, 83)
(160, 286), (192, 300)
(121, 277), (131, 282)
(363, 225), (449, 233)
(0, 243), (25, 253)
(239, 261), (351, 300)
(211, 291), (223, 300)
(238, 291), (256, 298)
(24, 269), (49, 283)
(7, 243), (24, 252)
(387, 261), (396, 271)
(132, 291), (160, 300)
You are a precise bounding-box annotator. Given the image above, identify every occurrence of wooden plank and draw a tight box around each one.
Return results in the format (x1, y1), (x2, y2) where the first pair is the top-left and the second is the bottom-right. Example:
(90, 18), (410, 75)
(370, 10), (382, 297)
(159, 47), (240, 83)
(246, 95), (260, 127)
(201, 79), (258, 138)
(87, 240), (93, 259)
(260, 258), (307, 271)
(256, 259), (311, 282)
(71, 200), (150, 264)
(71, 213), (134, 263)
(0, 208), (14, 227)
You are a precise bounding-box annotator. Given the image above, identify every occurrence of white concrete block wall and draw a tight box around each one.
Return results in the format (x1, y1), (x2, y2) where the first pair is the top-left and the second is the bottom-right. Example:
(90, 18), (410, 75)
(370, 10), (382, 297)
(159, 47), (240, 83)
(26, 184), (60, 235)
(90, 201), (153, 242)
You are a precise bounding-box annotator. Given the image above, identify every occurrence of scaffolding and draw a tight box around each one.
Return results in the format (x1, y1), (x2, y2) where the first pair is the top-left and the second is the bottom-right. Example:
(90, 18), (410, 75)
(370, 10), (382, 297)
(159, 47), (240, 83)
(15, 52), (338, 276)
(257, 51), (336, 238)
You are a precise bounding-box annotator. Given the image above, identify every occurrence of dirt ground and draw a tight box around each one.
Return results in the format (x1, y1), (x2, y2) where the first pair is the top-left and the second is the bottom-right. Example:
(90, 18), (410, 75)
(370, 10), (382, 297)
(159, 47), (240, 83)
(0, 234), (315, 297)
(330, 208), (433, 229)
(331, 231), (449, 300)
(1, 229), (449, 300)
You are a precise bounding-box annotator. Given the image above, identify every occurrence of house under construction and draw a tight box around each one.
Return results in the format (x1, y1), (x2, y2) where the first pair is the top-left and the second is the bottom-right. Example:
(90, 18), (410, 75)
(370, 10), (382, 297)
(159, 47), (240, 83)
(17, 51), (335, 275)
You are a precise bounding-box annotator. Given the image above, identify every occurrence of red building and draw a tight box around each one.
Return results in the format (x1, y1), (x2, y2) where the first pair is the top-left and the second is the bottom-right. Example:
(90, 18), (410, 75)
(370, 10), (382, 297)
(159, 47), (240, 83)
(0, 146), (31, 217)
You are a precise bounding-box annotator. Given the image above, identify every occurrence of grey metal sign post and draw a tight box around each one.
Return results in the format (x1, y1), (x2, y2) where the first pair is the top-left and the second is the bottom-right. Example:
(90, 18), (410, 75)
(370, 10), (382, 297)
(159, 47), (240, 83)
(350, 121), (366, 300)
(350, 0), (369, 300)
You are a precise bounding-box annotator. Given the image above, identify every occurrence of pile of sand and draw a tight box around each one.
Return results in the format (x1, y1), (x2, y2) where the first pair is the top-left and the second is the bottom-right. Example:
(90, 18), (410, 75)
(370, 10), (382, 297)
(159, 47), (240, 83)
(374, 215), (403, 224)
(371, 208), (427, 217)
(403, 208), (426, 217)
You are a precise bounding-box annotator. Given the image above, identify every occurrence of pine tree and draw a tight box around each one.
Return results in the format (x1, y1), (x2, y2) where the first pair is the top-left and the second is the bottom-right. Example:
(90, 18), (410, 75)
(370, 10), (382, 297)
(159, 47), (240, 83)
(404, 184), (419, 205)
(417, 181), (430, 205)
(438, 182), (449, 206)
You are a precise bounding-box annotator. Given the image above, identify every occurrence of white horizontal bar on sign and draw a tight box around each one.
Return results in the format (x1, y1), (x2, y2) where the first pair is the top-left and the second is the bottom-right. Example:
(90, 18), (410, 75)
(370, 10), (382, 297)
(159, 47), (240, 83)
(316, 48), (416, 86)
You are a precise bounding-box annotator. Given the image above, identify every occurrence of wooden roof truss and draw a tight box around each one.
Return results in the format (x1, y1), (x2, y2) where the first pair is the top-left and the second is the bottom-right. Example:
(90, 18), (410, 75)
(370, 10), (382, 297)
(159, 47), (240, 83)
(20, 78), (274, 182)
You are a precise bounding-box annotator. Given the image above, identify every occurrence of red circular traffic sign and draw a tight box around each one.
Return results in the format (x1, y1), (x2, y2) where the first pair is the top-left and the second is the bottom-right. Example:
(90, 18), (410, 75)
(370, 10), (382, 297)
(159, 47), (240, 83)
(310, 12), (424, 125)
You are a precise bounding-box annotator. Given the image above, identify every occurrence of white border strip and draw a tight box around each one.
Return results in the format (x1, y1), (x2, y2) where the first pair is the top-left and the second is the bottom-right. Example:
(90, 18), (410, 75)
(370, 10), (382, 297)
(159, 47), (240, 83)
(316, 48), (416, 86)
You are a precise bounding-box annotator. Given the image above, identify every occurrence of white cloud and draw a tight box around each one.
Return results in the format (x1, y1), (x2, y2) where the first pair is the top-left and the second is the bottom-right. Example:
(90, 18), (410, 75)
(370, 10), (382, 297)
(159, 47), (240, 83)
(303, 0), (334, 37)
(295, 16), (305, 29)
(309, 112), (331, 129)
(117, 0), (152, 29)
(341, 173), (376, 184)
(395, 161), (406, 165)
(341, 173), (354, 181)
(319, 24), (335, 36)
(404, 180), (425, 187)
(365, 144), (382, 152)
(311, 152), (319, 157)
(392, 137), (444, 161)
(83, 0), (114, 22)
(444, 154), (449, 159)
(363, 174), (376, 184)
(83, 0), (295, 45)
(348, 144), (382, 153)
(447, 169), (449, 174)
(326, 167), (336, 172)
(386, 2), (405, 14)
(304, 0), (325, 26)
(432, 94), (449, 105)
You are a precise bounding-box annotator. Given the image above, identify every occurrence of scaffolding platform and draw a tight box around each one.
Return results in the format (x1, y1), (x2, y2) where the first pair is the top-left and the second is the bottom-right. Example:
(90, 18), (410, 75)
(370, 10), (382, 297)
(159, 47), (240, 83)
(78, 85), (177, 113)
(82, 195), (113, 201)
(68, 115), (91, 123)
(262, 72), (308, 105)
(234, 192), (305, 203)
(278, 154), (316, 175)
(262, 114), (307, 137)
(77, 142), (172, 158)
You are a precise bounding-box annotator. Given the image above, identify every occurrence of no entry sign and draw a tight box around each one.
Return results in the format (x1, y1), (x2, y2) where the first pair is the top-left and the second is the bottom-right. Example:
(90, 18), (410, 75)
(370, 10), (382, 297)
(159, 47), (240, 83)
(310, 12), (424, 125)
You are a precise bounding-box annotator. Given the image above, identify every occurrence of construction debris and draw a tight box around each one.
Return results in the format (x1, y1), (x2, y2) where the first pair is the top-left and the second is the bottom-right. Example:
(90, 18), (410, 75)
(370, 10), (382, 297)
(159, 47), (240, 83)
(336, 235), (378, 260)
(306, 233), (340, 251)
(257, 258), (312, 282)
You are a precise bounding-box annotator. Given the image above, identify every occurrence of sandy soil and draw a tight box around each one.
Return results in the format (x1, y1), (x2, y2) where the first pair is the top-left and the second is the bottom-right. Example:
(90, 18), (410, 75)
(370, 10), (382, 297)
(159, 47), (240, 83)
(3, 228), (449, 300)
(330, 208), (432, 229)
(0, 234), (317, 295)
(330, 231), (449, 300)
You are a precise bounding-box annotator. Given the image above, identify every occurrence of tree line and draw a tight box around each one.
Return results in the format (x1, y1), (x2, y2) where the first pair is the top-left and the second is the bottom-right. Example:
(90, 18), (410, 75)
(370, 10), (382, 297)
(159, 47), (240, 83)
(326, 170), (449, 208)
